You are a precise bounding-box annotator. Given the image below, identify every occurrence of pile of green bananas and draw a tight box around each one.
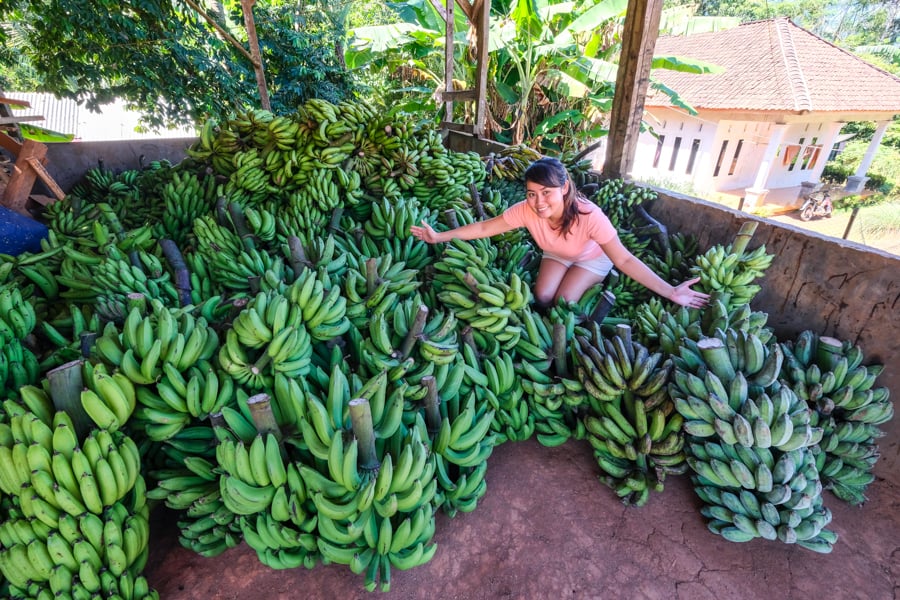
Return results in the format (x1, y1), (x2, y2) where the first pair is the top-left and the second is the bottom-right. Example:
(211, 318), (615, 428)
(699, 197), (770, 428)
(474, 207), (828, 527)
(575, 325), (684, 506)
(671, 327), (837, 553)
(779, 330), (891, 505)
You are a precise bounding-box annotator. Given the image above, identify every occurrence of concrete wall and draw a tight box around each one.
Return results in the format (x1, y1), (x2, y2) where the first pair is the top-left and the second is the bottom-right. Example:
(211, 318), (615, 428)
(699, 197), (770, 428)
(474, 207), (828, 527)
(43, 138), (194, 192)
(648, 189), (900, 484)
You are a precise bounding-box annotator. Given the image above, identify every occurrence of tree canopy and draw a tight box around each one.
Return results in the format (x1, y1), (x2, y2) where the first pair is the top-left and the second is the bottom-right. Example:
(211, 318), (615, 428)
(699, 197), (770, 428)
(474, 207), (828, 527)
(0, 0), (357, 130)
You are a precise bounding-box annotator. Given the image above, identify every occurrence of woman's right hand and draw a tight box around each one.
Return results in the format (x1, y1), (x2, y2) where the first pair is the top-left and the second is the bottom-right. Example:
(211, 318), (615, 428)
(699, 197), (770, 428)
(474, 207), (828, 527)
(410, 220), (440, 244)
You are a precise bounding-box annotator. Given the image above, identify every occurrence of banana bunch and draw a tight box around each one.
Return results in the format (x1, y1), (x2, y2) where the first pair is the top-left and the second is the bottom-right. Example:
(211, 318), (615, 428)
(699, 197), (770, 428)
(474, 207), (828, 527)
(779, 330), (892, 505)
(691, 441), (836, 552)
(153, 170), (217, 246)
(42, 193), (103, 242)
(94, 302), (219, 387)
(78, 363), (137, 434)
(432, 396), (492, 516)
(343, 256), (420, 328)
(483, 144), (542, 181)
(574, 327), (684, 506)
(193, 214), (286, 292)
(215, 433), (294, 518)
(0, 339), (41, 399)
(10, 249), (64, 302)
(311, 423), (438, 593)
(672, 336), (819, 452)
(463, 346), (532, 444)
(285, 269), (351, 341)
(299, 365), (404, 466)
(284, 234), (349, 281)
(431, 242), (528, 351)
(689, 228), (774, 312)
(0, 503), (157, 599)
(516, 318), (587, 447)
(2, 410), (143, 518)
(364, 196), (428, 241)
(239, 510), (318, 570)
(219, 291), (313, 389)
(0, 286), (37, 342)
(572, 328), (671, 404)
(592, 178), (653, 228)
(134, 363), (235, 441)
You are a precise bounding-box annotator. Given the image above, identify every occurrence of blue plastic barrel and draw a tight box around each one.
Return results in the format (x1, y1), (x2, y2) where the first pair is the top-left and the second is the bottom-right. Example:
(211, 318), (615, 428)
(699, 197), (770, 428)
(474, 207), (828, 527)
(0, 206), (48, 255)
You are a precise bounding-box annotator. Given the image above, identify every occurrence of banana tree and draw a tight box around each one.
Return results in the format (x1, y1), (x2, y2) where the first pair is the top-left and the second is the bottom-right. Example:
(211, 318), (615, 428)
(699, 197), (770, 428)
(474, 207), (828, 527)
(348, 0), (720, 151)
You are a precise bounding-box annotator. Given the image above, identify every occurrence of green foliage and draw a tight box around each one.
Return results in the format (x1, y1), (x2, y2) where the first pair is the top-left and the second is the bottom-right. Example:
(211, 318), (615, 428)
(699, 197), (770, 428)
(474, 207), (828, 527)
(857, 202), (900, 240)
(0, 0), (357, 130)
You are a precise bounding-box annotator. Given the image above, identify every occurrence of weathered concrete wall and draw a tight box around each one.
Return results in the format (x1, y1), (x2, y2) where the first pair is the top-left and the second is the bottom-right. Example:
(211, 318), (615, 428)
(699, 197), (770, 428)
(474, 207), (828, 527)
(648, 189), (900, 484)
(44, 138), (194, 192)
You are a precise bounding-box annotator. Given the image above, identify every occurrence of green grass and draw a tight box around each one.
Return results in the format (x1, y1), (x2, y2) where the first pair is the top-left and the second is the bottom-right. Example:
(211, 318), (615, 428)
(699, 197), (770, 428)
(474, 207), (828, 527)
(858, 202), (900, 239)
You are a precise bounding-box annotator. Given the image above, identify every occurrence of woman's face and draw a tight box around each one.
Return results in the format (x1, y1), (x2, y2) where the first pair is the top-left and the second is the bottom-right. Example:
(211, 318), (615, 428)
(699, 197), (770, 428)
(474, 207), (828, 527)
(525, 180), (568, 222)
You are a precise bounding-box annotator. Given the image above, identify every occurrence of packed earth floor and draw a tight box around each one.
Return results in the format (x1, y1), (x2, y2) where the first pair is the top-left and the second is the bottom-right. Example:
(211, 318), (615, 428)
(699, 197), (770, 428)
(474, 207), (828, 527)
(144, 438), (900, 599)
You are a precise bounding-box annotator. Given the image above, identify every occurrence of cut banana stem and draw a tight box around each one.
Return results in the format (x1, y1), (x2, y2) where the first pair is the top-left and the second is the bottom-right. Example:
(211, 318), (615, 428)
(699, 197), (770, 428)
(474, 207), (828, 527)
(349, 398), (379, 470)
(47, 359), (92, 439)
(79, 331), (97, 359)
(286, 235), (313, 276)
(731, 221), (758, 255)
(552, 323), (568, 379)
(159, 238), (193, 307)
(247, 394), (281, 439)
(400, 305), (429, 359)
(126, 292), (147, 314)
(227, 202), (256, 252)
(420, 376), (441, 432)
(366, 258), (378, 295)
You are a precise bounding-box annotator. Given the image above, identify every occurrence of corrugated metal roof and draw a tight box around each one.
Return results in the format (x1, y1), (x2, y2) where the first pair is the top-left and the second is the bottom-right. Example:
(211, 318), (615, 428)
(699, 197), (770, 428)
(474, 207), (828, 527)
(648, 18), (900, 113)
(3, 92), (195, 140)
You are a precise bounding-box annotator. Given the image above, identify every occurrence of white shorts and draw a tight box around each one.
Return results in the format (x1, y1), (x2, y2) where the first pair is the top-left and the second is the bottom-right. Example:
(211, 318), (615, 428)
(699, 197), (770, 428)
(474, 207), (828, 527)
(542, 251), (614, 278)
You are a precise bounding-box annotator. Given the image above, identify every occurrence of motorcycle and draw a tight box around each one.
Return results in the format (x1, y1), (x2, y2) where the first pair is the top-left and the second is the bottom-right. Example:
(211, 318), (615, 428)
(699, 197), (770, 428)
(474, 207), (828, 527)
(799, 189), (833, 221)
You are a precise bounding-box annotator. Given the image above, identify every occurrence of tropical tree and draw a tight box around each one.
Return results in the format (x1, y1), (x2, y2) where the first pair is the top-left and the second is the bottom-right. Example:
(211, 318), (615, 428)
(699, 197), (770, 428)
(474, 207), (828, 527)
(0, 0), (357, 129)
(348, 0), (719, 152)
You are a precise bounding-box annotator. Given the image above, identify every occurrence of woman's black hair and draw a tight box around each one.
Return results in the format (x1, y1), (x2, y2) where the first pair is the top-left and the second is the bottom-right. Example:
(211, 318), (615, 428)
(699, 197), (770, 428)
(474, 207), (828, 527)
(523, 157), (587, 238)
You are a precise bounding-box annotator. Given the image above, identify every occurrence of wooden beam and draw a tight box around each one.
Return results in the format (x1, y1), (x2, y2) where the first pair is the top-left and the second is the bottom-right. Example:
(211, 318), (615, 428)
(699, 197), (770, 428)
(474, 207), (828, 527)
(3, 139), (47, 215)
(0, 96), (31, 108)
(428, 0), (448, 19)
(602, 0), (664, 179)
(25, 157), (66, 200)
(0, 116), (44, 125)
(454, 0), (475, 22)
(440, 121), (476, 134)
(442, 90), (477, 101)
(0, 131), (22, 155)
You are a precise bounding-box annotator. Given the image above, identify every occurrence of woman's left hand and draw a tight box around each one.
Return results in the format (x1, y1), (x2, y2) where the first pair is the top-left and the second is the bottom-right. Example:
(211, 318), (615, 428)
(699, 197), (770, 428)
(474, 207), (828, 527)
(670, 277), (710, 309)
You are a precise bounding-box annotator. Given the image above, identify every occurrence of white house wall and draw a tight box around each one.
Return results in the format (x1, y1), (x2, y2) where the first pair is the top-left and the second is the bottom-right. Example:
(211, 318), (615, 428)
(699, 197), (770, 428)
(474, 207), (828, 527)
(632, 109), (845, 195)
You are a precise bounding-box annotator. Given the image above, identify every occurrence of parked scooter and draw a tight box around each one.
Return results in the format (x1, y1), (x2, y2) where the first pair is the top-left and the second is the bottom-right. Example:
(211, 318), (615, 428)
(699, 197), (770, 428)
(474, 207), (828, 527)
(799, 189), (833, 221)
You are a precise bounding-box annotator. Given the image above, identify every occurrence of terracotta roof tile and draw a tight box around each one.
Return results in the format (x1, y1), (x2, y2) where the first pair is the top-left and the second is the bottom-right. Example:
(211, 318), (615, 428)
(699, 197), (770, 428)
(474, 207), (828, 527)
(648, 18), (900, 113)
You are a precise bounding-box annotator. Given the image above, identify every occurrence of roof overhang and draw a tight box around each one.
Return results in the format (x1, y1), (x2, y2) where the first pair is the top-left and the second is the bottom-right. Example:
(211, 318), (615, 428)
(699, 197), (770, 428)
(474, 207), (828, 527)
(644, 106), (899, 123)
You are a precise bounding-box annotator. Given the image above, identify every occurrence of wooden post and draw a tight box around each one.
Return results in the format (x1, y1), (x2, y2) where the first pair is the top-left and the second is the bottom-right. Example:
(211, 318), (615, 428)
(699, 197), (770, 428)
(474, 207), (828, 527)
(602, 0), (664, 179)
(443, 0), (455, 125)
(240, 0), (271, 111)
(473, 0), (490, 136)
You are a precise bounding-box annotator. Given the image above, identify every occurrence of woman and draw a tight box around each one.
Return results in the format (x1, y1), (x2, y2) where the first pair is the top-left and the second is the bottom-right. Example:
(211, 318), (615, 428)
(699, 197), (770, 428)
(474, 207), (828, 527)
(410, 157), (708, 309)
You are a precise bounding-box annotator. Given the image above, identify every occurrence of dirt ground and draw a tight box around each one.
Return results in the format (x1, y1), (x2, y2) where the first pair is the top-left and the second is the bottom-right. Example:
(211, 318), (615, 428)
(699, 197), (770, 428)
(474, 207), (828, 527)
(143, 438), (900, 599)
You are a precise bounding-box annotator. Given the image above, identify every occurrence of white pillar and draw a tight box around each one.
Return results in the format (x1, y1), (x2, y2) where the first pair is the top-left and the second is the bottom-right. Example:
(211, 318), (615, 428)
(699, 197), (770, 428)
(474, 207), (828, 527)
(812, 121), (846, 181)
(846, 120), (890, 193)
(744, 123), (788, 209)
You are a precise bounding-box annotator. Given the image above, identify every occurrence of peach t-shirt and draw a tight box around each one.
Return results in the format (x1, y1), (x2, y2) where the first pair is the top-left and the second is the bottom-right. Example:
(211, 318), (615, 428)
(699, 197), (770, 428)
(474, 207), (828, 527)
(501, 200), (617, 262)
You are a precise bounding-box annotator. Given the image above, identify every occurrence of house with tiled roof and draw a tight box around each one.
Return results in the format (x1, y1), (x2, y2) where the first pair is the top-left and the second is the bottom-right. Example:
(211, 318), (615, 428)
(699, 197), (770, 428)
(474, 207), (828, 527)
(630, 17), (900, 208)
